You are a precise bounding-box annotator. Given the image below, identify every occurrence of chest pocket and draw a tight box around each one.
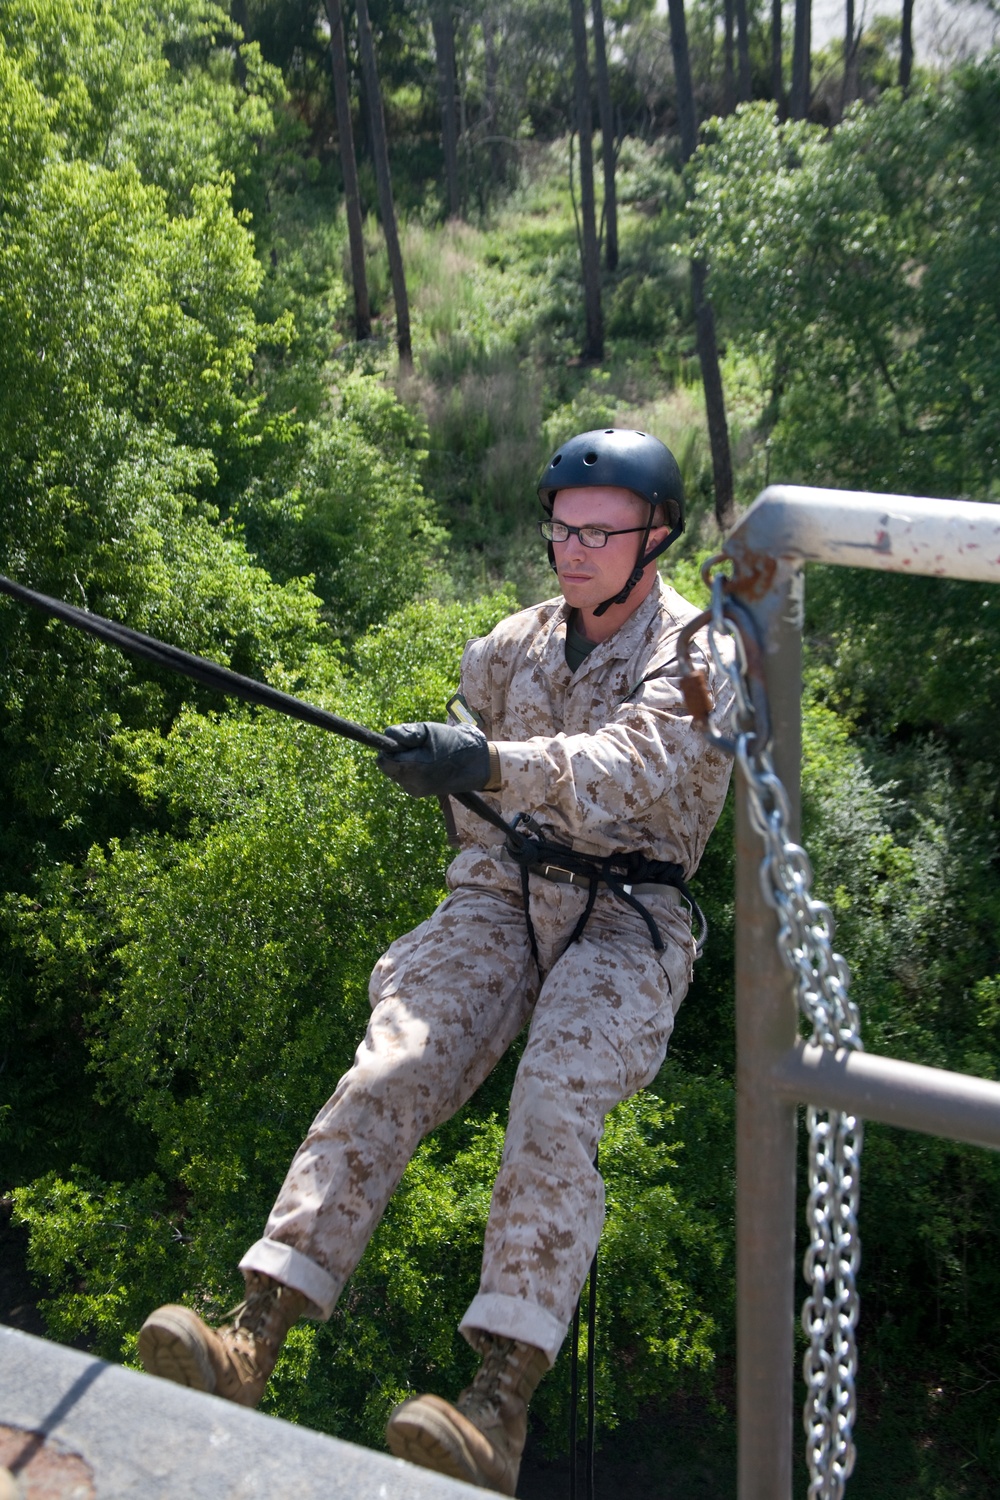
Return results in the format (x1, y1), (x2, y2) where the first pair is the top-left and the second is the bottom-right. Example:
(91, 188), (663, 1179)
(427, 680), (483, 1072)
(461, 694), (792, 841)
(621, 656), (681, 707)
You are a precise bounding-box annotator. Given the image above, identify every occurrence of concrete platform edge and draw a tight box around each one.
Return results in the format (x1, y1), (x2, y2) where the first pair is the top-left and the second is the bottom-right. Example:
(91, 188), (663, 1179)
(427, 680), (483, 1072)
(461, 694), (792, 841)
(0, 1325), (490, 1499)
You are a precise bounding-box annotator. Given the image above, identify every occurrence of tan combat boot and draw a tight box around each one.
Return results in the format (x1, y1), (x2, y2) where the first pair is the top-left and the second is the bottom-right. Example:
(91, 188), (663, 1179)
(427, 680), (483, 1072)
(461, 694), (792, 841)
(138, 1272), (307, 1407)
(385, 1333), (549, 1495)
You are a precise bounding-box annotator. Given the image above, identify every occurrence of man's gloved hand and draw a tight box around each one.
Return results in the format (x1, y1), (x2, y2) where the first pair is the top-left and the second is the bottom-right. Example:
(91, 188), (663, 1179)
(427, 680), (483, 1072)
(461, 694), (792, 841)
(377, 721), (492, 799)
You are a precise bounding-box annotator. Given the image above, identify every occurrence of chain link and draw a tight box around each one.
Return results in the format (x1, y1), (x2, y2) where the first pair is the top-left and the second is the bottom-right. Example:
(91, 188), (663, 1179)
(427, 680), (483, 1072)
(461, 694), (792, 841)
(703, 570), (864, 1500)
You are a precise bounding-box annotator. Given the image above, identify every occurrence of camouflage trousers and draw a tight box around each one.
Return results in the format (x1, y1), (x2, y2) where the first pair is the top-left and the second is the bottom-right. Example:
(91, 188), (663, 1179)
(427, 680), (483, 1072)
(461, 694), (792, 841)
(240, 856), (693, 1366)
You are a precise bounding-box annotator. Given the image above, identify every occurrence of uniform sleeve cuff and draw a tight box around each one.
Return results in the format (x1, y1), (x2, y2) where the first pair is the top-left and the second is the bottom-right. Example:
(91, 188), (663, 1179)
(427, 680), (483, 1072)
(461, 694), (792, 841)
(483, 743), (502, 790)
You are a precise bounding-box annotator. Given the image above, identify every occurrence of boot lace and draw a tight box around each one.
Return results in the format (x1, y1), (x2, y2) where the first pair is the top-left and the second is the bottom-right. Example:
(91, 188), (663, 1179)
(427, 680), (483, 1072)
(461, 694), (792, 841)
(458, 1336), (520, 1426)
(229, 1283), (284, 1339)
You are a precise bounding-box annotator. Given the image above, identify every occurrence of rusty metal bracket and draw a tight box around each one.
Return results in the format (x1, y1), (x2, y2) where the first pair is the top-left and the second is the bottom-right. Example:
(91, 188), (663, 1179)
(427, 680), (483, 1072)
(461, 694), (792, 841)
(677, 573), (771, 758)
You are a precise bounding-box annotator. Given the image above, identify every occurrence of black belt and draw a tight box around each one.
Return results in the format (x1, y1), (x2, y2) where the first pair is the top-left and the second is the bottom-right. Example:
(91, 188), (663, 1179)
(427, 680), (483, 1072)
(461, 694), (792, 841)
(528, 862), (682, 899)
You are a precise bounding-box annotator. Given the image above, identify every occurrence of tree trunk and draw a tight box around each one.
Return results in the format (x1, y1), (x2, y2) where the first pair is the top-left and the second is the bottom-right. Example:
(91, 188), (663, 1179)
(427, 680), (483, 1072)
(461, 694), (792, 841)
(723, 0), (736, 114)
(456, 22), (468, 201)
(432, 8), (460, 217)
(230, 0), (249, 89)
(325, 0), (371, 342)
(771, 0), (784, 108)
(736, 0), (752, 102)
(900, 0), (914, 90)
(666, 0), (735, 532)
(840, 0), (858, 117)
(569, 0), (603, 360)
(790, 0), (811, 118)
(354, 0), (411, 364)
(591, 0), (618, 271)
(692, 261), (735, 531)
(482, 8), (501, 184)
(666, 0), (697, 195)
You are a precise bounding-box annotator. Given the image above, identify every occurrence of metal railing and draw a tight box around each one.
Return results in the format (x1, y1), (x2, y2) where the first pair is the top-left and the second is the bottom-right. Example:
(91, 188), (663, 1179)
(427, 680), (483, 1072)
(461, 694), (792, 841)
(723, 487), (1000, 1500)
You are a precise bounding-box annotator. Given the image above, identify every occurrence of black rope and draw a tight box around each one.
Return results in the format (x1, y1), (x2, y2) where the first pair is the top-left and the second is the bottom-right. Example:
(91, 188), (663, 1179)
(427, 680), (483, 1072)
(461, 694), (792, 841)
(2, 574), (704, 1500)
(569, 1293), (580, 1500)
(586, 1245), (597, 1500)
(0, 574), (513, 839)
(1, 573), (717, 1500)
(0, 574), (396, 751)
(0, 570), (700, 958)
(569, 1146), (599, 1500)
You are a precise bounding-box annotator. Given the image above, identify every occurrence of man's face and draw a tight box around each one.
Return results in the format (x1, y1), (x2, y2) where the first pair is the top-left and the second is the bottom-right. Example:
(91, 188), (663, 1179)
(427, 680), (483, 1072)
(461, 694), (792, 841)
(550, 486), (662, 612)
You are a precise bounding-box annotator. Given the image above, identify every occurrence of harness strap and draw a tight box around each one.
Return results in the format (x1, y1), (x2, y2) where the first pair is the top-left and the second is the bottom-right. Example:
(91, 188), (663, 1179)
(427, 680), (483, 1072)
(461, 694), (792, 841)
(518, 860), (539, 969)
(502, 814), (707, 968)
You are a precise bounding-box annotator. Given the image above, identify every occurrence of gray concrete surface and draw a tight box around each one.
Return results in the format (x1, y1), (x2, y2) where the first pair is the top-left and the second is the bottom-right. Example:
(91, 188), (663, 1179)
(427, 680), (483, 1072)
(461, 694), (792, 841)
(0, 1325), (490, 1499)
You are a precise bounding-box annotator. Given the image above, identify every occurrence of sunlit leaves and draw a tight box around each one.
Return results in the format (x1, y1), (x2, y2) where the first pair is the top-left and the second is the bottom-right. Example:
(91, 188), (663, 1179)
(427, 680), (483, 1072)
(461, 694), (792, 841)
(0, 0), (285, 210)
(238, 372), (446, 639)
(689, 71), (1000, 497)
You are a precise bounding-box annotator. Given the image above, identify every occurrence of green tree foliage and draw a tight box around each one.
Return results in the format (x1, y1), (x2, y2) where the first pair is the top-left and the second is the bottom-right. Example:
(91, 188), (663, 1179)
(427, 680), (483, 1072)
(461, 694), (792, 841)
(3, 0), (285, 214)
(7, 591), (731, 1444)
(689, 66), (1000, 498)
(5, 0), (1000, 1486)
(687, 66), (1000, 1471)
(0, 0), (442, 1212)
(237, 371), (445, 638)
(0, 6), (313, 851)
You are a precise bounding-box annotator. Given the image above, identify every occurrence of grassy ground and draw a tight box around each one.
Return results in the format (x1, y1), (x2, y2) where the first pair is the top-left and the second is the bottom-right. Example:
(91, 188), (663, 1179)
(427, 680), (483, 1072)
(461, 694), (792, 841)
(262, 136), (776, 606)
(269, 139), (739, 606)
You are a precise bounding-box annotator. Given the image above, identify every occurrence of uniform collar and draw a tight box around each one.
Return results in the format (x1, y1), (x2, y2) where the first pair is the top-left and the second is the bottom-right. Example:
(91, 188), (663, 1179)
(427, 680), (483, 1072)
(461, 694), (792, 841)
(557, 572), (666, 672)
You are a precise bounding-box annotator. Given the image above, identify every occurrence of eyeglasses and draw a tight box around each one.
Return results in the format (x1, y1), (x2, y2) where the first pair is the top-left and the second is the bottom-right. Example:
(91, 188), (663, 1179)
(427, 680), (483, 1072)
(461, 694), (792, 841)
(537, 520), (649, 549)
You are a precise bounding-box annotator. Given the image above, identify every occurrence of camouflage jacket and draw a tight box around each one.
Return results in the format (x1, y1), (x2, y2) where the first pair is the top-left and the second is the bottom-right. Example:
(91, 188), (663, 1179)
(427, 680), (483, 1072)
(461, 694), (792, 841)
(447, 574), (734, 886)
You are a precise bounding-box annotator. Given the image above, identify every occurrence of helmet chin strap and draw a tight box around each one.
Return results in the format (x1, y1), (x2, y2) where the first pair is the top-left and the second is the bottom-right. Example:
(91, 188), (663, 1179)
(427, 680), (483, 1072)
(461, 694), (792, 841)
(592, 510), (683, 617)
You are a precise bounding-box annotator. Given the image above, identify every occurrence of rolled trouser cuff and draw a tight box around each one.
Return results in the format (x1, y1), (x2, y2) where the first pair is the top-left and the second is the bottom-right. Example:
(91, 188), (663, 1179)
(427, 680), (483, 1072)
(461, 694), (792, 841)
(239, 1238), (336, 1320)
(459, 1293), (562, 1369)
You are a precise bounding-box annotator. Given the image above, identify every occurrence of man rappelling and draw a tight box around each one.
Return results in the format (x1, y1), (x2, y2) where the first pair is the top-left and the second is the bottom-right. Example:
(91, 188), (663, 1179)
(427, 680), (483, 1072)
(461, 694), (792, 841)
(136, 427), (735, 1495)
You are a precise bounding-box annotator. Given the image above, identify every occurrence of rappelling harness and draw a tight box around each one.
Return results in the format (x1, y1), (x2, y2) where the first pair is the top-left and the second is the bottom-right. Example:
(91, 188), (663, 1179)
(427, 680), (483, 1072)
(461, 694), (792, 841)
(502, 815), (704, 968)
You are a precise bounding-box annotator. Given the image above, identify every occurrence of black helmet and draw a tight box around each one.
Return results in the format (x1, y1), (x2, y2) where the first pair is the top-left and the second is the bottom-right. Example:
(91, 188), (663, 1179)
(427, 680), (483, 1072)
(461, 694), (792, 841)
(536, 428), (684, 615)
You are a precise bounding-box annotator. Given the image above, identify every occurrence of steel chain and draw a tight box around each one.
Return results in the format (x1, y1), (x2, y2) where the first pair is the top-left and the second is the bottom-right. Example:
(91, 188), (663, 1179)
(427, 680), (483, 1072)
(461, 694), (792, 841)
(703, 568), (864, 1500)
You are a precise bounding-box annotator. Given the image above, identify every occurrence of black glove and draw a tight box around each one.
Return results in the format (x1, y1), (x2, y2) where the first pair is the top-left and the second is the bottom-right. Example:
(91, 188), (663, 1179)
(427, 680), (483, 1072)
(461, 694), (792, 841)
(377, 721), (492, 799)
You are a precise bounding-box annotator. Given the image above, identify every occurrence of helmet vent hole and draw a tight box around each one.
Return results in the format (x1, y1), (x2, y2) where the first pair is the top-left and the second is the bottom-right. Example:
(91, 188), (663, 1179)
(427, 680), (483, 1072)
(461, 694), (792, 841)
(605, 428), (614, 434)
(551, 454), (561, 466)
(583, 451), (598, 465)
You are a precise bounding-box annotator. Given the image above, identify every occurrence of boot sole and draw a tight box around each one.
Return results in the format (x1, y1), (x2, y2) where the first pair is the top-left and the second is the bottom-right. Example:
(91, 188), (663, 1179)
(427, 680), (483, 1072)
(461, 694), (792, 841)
(138, 1306), (216, 1394)
(386, 1397), (511, 1494)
